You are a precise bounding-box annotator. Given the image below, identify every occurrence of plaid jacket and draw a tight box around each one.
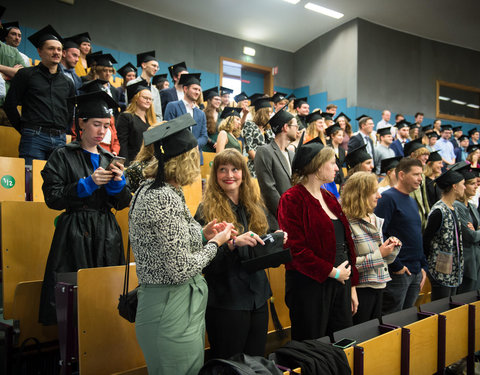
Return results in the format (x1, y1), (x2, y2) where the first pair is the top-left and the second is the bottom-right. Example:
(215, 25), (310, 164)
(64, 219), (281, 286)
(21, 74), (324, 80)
(349, 215), (401, 288)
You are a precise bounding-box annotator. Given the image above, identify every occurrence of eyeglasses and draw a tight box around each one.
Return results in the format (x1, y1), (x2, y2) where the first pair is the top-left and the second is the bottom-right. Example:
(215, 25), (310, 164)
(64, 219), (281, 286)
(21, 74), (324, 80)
(140, 96), (153, 102)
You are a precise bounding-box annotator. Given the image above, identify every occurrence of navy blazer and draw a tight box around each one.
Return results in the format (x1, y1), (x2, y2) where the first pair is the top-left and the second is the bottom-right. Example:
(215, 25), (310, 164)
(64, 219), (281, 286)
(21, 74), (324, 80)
(390, 139), (407, 157)
(164, 100), (208, 164)
(160, 87), (178, 114)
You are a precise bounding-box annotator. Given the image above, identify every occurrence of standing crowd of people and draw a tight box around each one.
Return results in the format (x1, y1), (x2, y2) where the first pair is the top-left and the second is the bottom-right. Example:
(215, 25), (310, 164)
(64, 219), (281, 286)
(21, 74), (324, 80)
(2, 17), (480, 375)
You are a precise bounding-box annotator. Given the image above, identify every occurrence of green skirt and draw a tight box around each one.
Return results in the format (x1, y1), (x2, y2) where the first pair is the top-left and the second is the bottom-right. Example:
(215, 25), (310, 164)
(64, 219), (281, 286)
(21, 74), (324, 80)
(135, 274), (208, 375)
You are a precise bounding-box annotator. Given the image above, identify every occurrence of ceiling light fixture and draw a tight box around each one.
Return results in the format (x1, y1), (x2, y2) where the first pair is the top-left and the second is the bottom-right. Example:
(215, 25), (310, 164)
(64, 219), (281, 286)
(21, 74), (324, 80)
(243, 46), (256, 56)
(304, 2), (344, 19)
(438, 96), (450, 101)
(451, 99), (467, 105)
(283, 0), (301, 4)
(467, 104), (480, 109)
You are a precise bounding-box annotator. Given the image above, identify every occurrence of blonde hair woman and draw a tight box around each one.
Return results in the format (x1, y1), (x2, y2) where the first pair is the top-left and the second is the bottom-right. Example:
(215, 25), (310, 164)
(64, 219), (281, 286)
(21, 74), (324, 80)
(341, 172), (401, 323)
(130, 115), (234, 375)
(116, 82), (157, 165)
(215, 107), (242, 153)
(304, 111), (326, 145)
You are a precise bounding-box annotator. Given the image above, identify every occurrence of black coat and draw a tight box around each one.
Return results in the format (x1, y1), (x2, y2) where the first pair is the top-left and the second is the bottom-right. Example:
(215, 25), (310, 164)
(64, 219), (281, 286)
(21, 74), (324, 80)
(328, 141), (346, 185)
(39, 141), (131, 325)
(194, 203), (272, 311)
(116, 112), (150, 165)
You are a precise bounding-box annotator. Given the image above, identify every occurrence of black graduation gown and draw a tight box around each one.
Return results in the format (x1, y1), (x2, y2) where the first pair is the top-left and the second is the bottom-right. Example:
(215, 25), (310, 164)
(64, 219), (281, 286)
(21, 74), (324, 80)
(39, 141), (131, 325)
(328, 141), (346, 185)
(426, 176), (442, 208)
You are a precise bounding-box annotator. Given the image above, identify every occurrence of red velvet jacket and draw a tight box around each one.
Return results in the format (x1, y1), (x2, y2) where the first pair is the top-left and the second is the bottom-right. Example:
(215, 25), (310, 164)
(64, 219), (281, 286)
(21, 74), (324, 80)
(278, 184), (359, 286)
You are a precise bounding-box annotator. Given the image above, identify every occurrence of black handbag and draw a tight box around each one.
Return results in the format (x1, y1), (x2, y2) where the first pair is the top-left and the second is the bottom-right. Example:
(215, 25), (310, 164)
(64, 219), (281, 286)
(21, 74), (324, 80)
(241, 232), (292, 273)
(117, 236), (138, 323)
(117, 186), (143, 323)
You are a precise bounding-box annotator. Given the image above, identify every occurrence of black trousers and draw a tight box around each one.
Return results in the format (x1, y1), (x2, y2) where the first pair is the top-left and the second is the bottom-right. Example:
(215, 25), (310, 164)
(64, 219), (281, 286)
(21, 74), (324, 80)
(285, 270), (352, 341)
(353, 287), (383, 325)
(206, 303), (269, 359)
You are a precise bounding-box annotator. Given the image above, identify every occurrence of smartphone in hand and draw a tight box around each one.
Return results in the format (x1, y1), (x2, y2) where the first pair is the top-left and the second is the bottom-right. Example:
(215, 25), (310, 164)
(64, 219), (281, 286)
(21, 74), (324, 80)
(107, 156), (126, 171)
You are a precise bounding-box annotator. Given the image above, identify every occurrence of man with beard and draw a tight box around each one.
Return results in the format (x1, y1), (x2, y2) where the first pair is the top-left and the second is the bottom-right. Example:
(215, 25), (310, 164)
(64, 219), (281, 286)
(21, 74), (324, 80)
(127, 50), (162, 121)
(294, 97), (309, 131)
(254, 106), (297, 230)
(4, 25), (74, 164)
(59, 38), (82, 93)
(164, 73), (208, 164)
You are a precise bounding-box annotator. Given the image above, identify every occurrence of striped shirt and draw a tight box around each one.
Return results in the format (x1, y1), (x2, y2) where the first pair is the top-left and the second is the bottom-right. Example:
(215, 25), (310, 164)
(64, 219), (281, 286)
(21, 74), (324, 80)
(348, 215), (400, 289)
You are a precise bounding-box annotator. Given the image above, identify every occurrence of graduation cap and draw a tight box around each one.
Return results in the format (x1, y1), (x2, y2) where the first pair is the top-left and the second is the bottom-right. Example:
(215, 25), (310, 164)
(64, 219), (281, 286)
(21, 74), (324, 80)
(427, 151), (442, 162)
(306, 111), (323, 124)
(380, 156), (402, 174)
(62, 37), (79, 50)
(253, 97), (272, 111)
(248, 93), (265, 105)
(86, 51), (103, 68)
(403, 138), (426, 156)
(126, 80), (150, 102)
(345, 144), (372, 169)
(220, 107), (242, 119)
(202, 87), (220, 101)
(268, 104), (294, 134)
(292, 132), (324, 173)
(219, 86), (233, 96)
(178, 73), (201, 87)
(271, 92), (287, 104)
(322, 113), (333, 122)
(458, 135), (469, 142)
(136, 50), (156, 67)
(434, 168), (464, 190)
(79, 79), (108, 94)
(455, 163), (477, 181)
(293, 97), (308, 108)
(426, 132), (438, 139)
(395, 119), (410, 129)
(408, 123), (420, 130)
(467, 144), (480, 154)
(287, 93), (296, 100)
(69, 91), (118, 119)
(28, 24), (63, 48)
(377, 127), (392, 137)
(143, 114), (199, 188)
(68, 32), (91, 45)
(325, 124), (342, 138)
(168, 61), (187, 79)
(452, 126), (462, 132)
(448, 161), (469, 172)
(234, 92), (248, 103)
(90, 53), (116, 67)
(0, 21), (19, 41)
(117, 62), (137, 78)
(468, 128), (479, 137)
(422, 124), (433, 132)
(334, 112), (351, 123)
(440, 124), (453, 132)
(152, 74), (168, 86)
(356, 114), (368, 122)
